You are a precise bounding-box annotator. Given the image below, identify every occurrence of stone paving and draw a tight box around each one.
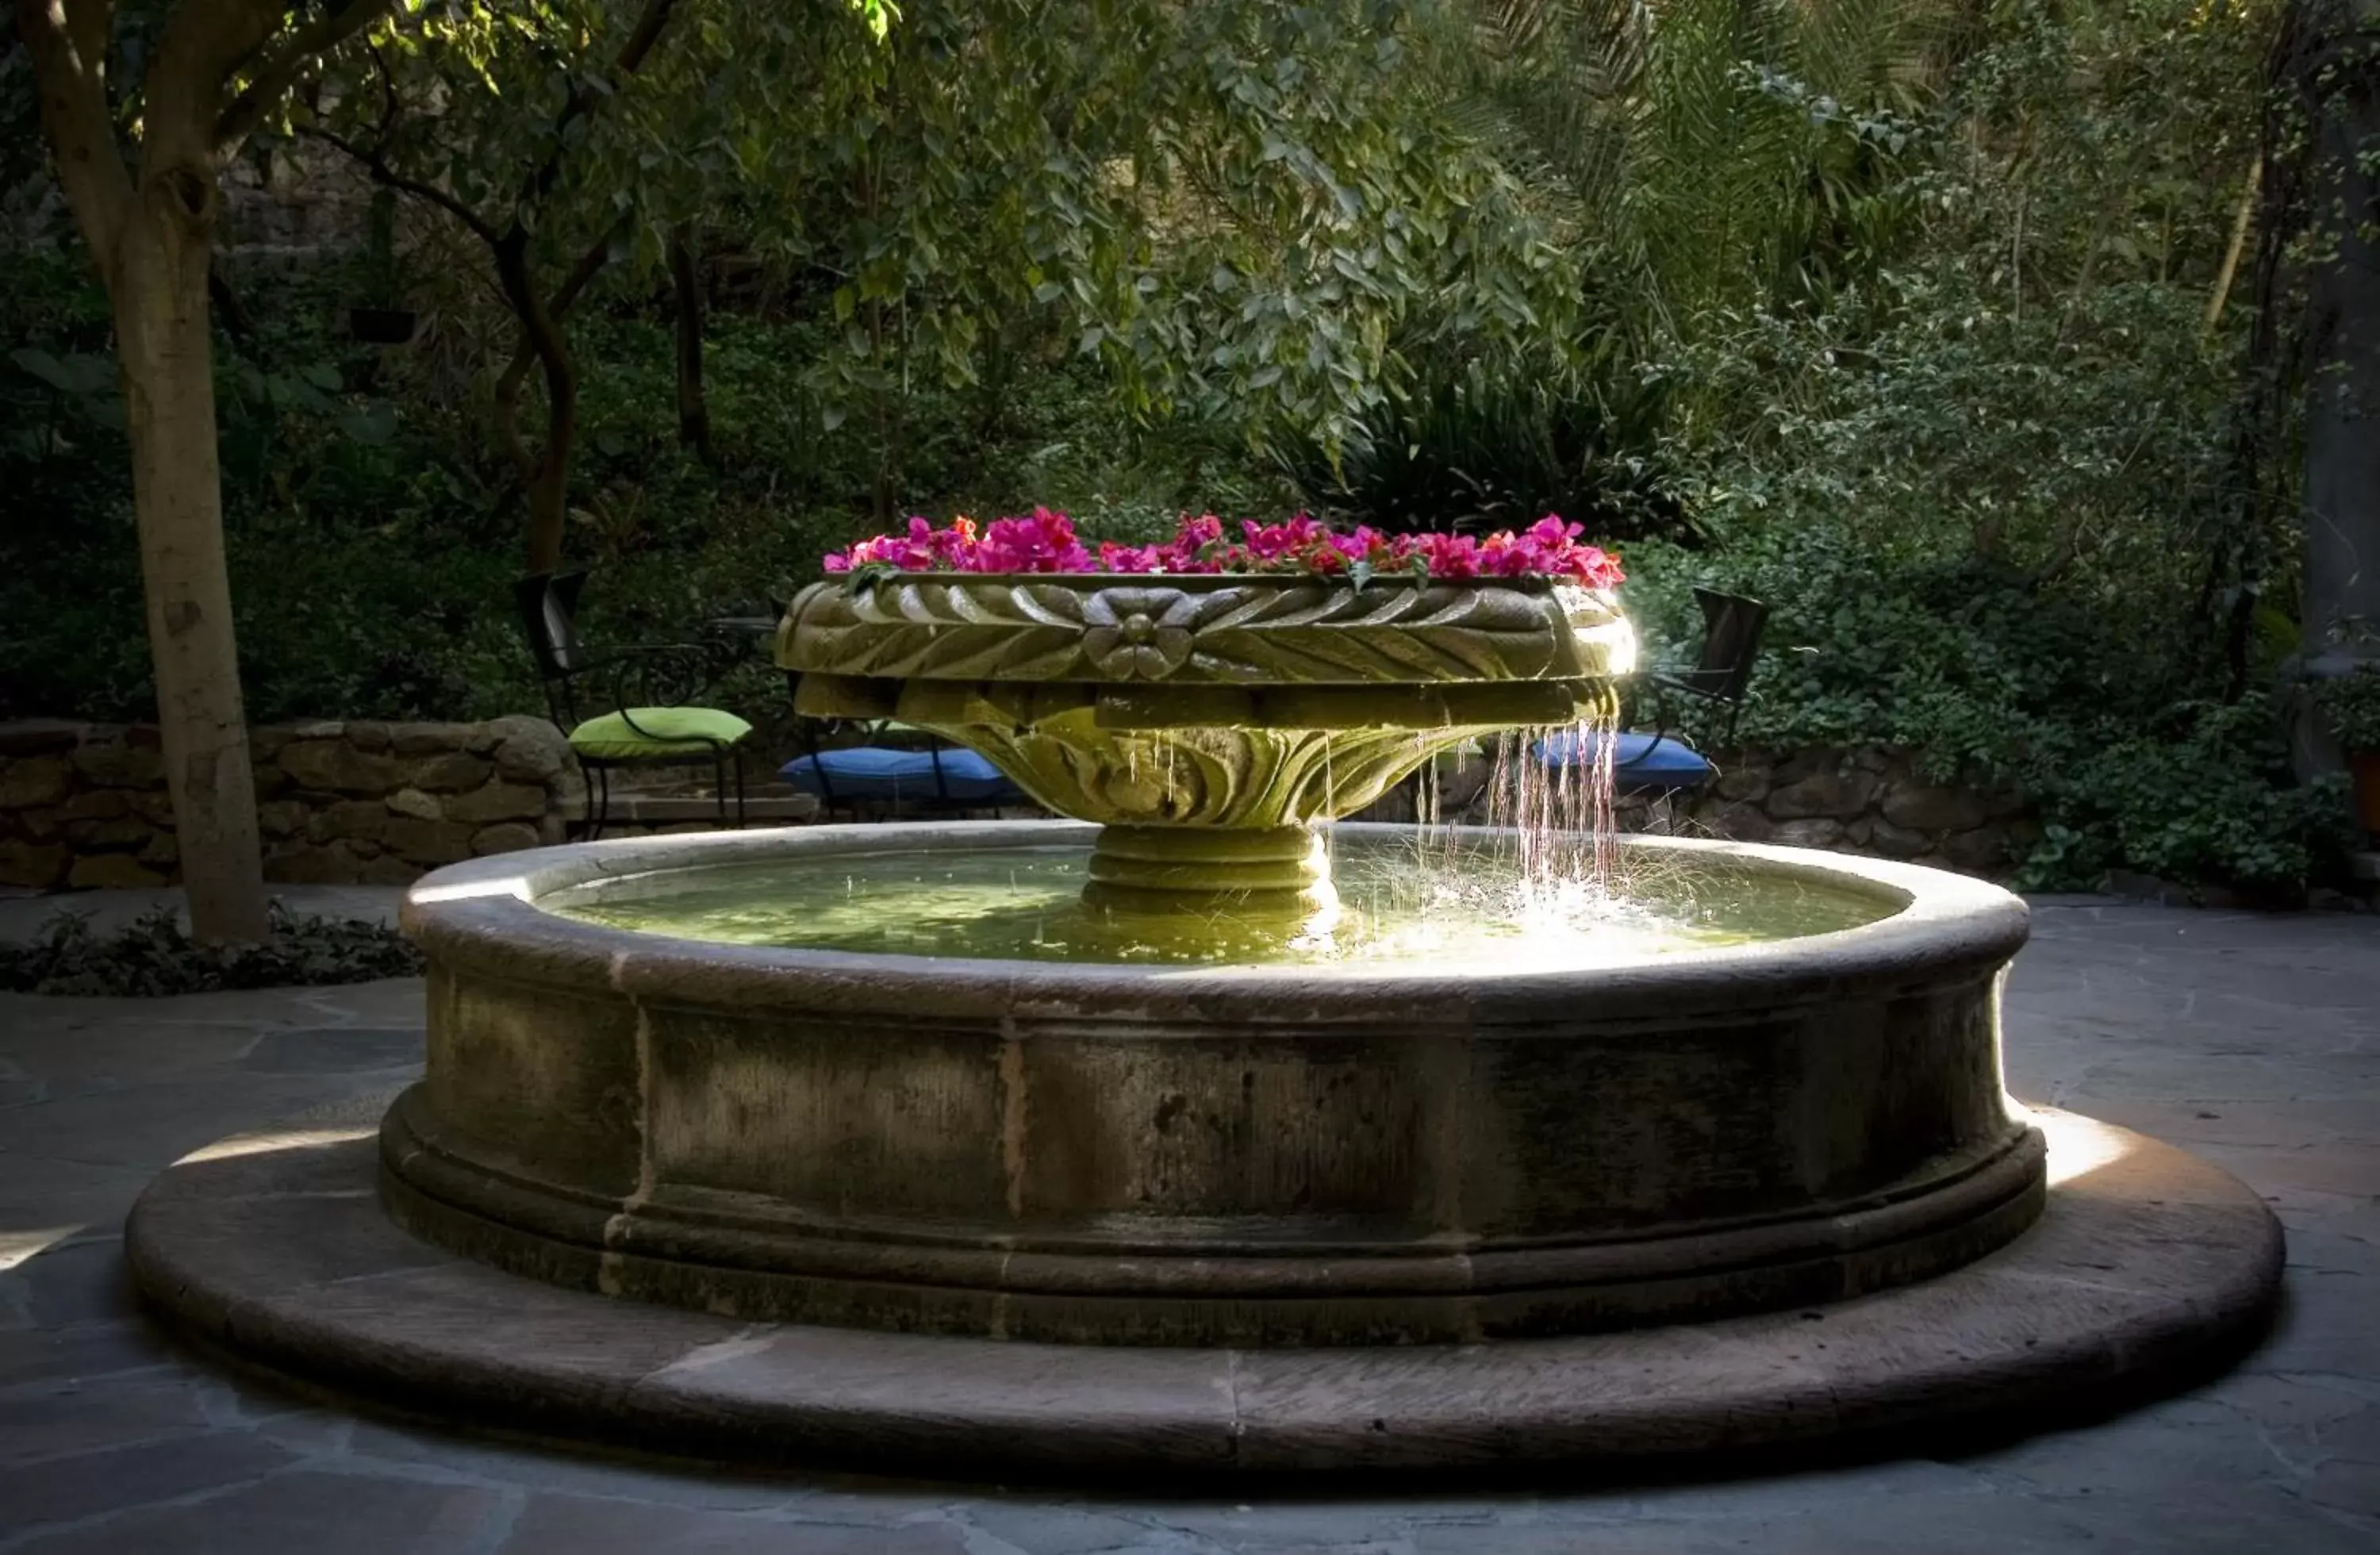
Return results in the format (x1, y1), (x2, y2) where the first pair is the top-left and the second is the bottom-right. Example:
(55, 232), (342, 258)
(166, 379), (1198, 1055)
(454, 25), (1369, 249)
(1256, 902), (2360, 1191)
(0, 891), (2375, 1553)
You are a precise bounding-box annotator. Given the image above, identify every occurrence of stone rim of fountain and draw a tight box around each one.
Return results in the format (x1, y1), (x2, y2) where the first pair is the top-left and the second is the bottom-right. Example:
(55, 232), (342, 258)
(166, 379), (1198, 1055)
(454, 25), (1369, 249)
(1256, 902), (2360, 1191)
(127, 1105), (2281, 1477)
(399, 820), (2021, 1002)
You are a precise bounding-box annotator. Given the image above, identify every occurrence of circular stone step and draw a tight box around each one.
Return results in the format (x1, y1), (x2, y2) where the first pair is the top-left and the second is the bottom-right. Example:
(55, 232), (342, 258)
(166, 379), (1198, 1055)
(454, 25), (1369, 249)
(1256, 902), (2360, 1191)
(125, 1108), (2280, 1480)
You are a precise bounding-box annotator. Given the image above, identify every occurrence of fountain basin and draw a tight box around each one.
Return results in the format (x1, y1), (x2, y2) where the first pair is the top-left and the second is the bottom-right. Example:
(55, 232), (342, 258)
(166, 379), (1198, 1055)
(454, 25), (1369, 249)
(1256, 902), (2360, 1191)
(779, 572), (1633, 909)
(386, 822), (2045, 1346)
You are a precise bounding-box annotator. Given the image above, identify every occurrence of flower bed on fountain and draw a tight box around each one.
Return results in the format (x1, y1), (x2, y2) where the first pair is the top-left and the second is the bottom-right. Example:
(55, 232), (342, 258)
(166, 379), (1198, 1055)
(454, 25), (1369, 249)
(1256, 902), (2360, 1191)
(821, 509), (1627, 586)
(785, 512), (1633, 912)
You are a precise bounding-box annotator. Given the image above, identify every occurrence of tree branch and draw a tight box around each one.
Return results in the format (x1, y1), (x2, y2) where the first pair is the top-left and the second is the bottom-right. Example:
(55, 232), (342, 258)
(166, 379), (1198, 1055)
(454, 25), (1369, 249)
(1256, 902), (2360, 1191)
(301, 123), (501, 244)
(15, 0), (134, 259)
(482, 0), (676, 492)
(144, 0), (286, 167)
(515, 0), (681, 220)
(493, 218), (625, 474)
(2204, 155), (2263, 335)
(215, 0), (397, 152)
(495, 217), (626, 386)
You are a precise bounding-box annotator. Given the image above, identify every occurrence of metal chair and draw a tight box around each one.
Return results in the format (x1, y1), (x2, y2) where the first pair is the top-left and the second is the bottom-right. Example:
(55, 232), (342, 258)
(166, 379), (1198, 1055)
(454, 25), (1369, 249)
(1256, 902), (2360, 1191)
(1536, 586), (1769, 800)
(514, 571), (751, 839)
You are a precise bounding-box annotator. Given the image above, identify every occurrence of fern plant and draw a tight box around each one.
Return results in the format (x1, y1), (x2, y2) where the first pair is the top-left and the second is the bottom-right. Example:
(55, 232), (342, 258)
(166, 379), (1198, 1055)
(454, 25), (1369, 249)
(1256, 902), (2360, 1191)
(1283, 0), (1949, 533)
(1441, 0), (1948, 346)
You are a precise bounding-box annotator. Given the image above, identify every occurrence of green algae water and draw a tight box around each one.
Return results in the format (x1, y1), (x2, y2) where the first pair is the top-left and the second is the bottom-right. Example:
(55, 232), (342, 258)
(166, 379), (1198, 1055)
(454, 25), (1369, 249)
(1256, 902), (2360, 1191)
(543, 834), (1896, 969)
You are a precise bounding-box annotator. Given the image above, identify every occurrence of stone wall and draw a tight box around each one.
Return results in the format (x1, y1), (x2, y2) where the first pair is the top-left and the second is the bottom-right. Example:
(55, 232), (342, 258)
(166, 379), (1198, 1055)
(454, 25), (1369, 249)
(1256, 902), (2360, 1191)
(1376, 742), (2039, 880)
(0, 719), (581, 891)
(3, 720), (2036, 891)
(1686, 746), (2038, 877)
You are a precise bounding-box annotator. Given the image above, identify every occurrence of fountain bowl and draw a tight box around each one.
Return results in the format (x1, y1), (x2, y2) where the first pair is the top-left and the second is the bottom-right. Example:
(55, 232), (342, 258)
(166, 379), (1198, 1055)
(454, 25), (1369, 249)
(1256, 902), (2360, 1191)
(379, 821), (2046, 1347)
(778, 572), (1633, 910)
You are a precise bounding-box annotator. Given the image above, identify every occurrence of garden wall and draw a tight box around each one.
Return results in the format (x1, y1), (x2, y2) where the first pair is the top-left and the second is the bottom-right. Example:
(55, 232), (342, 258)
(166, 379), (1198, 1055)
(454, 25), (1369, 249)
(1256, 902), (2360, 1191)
(0, 718), (581, 890)
(1687, 746), (2038, 877)
(1382, 743), (2039, 879)
(1, 721), (2037, 892)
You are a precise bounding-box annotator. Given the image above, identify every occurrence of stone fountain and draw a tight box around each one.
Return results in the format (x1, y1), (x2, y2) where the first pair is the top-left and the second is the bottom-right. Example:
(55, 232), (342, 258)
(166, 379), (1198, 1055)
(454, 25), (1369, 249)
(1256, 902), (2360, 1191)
(123, 566), (2283, 1476)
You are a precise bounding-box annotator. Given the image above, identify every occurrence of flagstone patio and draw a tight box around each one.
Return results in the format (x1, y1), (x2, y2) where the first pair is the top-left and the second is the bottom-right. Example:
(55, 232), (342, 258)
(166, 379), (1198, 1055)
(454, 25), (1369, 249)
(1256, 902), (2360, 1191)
(1, 888), (2374, 1553)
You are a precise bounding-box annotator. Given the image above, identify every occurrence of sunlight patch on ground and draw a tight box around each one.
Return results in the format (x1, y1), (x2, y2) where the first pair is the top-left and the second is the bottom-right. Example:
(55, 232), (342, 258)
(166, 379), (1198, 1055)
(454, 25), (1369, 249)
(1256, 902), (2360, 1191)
(178, 1127), (374, 1165)
(0, 1225), (86, 1270)
(2029, 1106), (2140, 1188)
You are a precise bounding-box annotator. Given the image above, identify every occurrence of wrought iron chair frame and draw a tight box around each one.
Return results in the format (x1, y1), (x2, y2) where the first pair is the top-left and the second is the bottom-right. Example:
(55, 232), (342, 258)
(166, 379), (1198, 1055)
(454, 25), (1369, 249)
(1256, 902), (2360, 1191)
(515, 571), (750, 840)
(1615, 586), (1769, 794)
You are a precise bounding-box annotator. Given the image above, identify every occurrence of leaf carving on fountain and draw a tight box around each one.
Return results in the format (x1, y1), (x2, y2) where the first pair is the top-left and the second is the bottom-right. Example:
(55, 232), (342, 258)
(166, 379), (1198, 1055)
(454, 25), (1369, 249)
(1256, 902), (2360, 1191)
(1183, 582), (1566, 682)
(908, 716), (1484, 829)
(783, 577), (1625, 685)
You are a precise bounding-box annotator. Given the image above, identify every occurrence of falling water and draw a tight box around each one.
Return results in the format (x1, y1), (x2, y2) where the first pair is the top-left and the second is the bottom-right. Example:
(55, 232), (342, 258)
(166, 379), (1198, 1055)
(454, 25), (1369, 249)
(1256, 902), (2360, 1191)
(1411, 695), (1624, 924)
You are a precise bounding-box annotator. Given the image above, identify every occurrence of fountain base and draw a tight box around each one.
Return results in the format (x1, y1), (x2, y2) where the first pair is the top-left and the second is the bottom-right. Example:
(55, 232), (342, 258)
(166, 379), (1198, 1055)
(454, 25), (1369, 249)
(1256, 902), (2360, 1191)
(375, 1082), (2047, 1346)
(125, 1108), (2280, 1477)
(1081, 823), (1334, 913)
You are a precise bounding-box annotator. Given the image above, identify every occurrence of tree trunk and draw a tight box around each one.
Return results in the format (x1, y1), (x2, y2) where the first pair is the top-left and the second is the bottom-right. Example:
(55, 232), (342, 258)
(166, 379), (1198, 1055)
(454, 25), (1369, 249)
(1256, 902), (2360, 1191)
(493, 232), (578, 575)
(17, 0), (403, 946)
(670, 223), (712, 461)
(2300, 0), (2380, 670)
(524, 440), (573, 574)
(113, 173), (270, 943)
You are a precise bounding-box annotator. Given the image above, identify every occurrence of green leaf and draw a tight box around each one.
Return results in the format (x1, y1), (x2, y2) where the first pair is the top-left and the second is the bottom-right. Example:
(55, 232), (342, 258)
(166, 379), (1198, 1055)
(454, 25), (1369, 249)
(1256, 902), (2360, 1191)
(11, 347), (113, 397)
(337, 403), (399, 447)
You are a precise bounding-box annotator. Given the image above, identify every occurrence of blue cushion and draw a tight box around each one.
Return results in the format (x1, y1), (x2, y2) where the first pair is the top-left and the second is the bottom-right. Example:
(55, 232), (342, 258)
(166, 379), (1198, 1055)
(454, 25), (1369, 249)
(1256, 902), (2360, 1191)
(1534, 729), (1715, 787)
(780, 745), (1023, 804)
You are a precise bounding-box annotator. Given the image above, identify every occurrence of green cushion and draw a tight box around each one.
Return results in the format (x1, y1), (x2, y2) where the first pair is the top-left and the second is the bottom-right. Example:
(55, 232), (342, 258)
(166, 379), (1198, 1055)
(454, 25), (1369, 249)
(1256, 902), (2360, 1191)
(568, 707), (752, 760)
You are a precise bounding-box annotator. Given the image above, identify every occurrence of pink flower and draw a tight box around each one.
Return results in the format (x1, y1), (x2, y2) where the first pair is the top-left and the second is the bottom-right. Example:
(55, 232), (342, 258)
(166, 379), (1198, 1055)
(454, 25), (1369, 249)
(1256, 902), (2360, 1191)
(1156, 513), (1230, 574)
(1526, 514), (1583, 549)
(1333, 524), (1391, 563)
(818, 508), (1622, 587)
(971, 508), (1095, 573)
(1240, 513), (1329, 566)
(1567, 544), (1625, 589)
(1403, 532), (1479, 578)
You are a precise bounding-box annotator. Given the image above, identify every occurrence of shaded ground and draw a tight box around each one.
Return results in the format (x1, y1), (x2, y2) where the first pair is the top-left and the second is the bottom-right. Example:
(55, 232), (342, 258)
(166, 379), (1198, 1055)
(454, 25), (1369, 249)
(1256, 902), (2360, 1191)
(1, 891), (2374, 1553)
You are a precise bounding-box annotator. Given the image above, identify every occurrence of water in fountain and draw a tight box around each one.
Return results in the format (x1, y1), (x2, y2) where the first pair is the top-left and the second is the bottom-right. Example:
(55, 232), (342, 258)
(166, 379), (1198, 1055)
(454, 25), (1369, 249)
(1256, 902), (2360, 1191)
(548, 701), (1879, 969)
(546, 833), (1886, 969)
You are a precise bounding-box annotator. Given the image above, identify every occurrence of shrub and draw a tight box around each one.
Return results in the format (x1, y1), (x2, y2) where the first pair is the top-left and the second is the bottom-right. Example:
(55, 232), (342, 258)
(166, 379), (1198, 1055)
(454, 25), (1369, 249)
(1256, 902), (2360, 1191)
(1280, 351), (1692, 544)
(0, 904), (425, 997)
(1621, 531), (2354, 892)
(2314, 668), (2380, 753)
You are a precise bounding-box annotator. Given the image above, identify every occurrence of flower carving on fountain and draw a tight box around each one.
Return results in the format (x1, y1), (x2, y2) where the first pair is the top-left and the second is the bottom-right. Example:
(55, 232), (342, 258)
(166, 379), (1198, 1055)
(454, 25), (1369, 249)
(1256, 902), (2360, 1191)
(1081, 587), (1198, 679)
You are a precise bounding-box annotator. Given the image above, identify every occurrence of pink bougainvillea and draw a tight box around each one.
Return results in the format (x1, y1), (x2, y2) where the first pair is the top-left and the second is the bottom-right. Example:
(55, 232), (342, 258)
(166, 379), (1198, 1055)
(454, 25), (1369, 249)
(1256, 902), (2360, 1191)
(826, 510), (1624, 589)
